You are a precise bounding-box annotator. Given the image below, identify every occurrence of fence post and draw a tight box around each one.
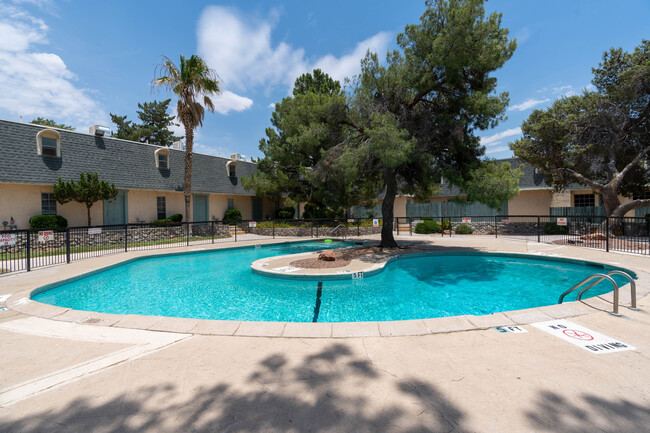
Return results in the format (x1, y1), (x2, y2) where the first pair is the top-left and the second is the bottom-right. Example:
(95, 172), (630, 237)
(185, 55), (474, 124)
(441, 217), (444, 237)
(495, 216), (498, 238)
(311, 220), (314, 238)
(409, 217), (412, 236)
(537, 216), (541, 243)
(26, 230), (31, 271)
(316, 221), (319, 238)
(124, 224), (128, 252)
(235, 222), (237, 242)
(396, 217), (399, 236)
(186, 223), (190, 246)
(357, 220), (360, 237)
(211, 220), (215, 244)
(606, 217), (610, 252)
(273, 219), (276, 239)
(66, 228), (71, 263)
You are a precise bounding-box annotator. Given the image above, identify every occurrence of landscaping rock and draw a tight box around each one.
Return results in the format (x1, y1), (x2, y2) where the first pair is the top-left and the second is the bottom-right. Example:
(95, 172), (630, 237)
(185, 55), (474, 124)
(318, 250), (337, 261)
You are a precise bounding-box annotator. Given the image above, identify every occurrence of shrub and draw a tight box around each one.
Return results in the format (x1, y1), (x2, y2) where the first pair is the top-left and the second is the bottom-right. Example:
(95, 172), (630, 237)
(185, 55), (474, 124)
(414, 220), (440, 234)
(151, 218), (174, 226)
(544, 222), (568, 235)
(169, 213), (183, 223)
(441, 219), (451, 231)
(29, 214), (68, 230)
(276, 206), (295, 219)
(454, 224), (473, 234)
(223, 209), (242, 224)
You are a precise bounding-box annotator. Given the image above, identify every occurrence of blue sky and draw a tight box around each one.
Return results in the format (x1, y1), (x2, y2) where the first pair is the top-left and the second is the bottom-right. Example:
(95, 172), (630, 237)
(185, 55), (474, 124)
(1, 0), (649, 160)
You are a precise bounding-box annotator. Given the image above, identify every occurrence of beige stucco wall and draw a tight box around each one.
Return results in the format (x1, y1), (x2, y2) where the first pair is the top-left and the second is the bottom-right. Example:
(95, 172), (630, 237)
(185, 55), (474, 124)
(127, 190), (185, 223)
(508, 190), (552, 215)
(393, 197), (408, 218)
(0, 183), (103, 229)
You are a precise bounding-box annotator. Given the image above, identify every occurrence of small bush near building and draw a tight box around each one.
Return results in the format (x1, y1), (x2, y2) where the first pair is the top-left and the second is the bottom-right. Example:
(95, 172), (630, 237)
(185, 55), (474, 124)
(151, 218), (174, 225)
(223, 209), (242, 224)
(454, 224), (473, 234)
(29, 214), (68, 230)
(169, 213), (183, 222)
(276, 207), (295, 219)
(414, 220), (440, 234)
(544, 222), (568, 235)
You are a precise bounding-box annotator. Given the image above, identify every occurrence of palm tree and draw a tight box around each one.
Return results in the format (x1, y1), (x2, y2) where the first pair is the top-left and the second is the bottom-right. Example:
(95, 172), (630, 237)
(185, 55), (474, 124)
(153, 55), (220, 222)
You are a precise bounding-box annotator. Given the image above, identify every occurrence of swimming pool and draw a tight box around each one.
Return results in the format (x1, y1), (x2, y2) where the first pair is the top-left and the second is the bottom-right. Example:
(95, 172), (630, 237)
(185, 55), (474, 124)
(32, 241), (634, 322)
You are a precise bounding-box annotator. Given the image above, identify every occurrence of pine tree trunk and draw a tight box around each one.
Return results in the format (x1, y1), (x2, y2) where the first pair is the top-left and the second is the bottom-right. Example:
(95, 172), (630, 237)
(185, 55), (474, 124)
(87, 206), (91, 226)
(183, 121), (194, 223)
(379, 171), (398, 248)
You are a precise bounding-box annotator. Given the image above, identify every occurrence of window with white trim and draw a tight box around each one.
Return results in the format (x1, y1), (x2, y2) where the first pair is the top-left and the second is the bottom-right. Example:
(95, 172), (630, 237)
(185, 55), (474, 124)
(36, 129), (61, 157)
(155, 148), (170, 169)
(41, 193), (57, 215)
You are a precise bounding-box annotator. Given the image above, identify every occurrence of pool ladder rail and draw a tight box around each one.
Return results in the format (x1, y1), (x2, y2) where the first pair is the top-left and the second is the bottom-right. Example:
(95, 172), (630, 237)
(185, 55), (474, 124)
(558, 270), (637, 316)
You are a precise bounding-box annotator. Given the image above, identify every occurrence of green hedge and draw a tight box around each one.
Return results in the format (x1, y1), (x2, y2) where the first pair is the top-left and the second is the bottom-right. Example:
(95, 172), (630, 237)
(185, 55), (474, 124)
(414, 220), (440, 234)
(276, 207), (295, 219)
(29, 214), (68, 230)
(169, 213), (183, 222)
(223, 209), (242, 224)
(544, 222), (569, 235)
(454, 224), (473, 234)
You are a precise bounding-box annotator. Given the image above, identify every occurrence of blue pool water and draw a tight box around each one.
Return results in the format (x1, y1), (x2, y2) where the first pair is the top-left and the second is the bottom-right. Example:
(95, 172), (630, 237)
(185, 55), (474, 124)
(33, 241), (633, 322)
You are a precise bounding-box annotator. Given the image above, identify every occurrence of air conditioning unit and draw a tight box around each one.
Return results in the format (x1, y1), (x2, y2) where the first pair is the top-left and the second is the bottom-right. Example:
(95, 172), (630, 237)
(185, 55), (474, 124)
(230, 153), (246, 161)
(89, 125), (110, 136)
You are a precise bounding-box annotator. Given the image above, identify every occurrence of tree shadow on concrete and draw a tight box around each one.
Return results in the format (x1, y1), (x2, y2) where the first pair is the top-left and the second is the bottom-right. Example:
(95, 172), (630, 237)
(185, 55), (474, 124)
(525, 389), (650, 433)
(0, 343), (469, 433)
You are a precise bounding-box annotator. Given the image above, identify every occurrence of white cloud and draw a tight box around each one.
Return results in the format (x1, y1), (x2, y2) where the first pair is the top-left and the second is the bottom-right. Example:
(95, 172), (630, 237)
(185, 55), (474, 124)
(268, 103), (276, 109)
(0, 2), (106, 128)
(197, 6), (391, 95)
(479, 127), (522, 148)
(509, 98), (550, 112)
(212, 91), (253, 115)
(485, 144), (511, 155)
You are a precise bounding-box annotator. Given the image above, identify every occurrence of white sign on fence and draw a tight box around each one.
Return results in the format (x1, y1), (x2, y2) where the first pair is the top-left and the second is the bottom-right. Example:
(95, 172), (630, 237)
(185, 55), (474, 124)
(0, 234), (16, 246)
(249, 221), (257, 228)
(347, 219), (354, 223)
(532, 319), (635, 354)
(557, 217), (568, 226)
(501, 219), (510, 223)
(372, 219), (379, 227)
(38, 230), (54, 243)
(462, 217), (471, 223)
(88, 228), (102, 235)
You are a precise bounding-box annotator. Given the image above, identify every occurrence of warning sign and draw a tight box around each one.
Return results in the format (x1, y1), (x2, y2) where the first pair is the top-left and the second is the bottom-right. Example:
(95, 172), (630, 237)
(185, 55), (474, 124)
(0, 234), (16, 246)
(38, 230), (54, 243)
(494, 325), (527, 333)
(532, 319), (635, 354)
(372, 219), (379, 227)
(88, 228), (102, 235)
(557, 217), (568, 226)
(462, 217), (471, 223)
(501, 219), (510, 223)
(249, 221), (257, 228)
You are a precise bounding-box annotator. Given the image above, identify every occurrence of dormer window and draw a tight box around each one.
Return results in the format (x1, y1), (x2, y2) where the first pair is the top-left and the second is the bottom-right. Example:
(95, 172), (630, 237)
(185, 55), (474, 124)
(155, 148), (170, 169)
(36, 129), (61, 157)
(226, 160), (237, 177)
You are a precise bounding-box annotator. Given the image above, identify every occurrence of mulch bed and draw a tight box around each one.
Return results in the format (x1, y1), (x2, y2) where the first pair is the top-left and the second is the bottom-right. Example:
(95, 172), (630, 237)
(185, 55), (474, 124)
(289, 246), (395, 269)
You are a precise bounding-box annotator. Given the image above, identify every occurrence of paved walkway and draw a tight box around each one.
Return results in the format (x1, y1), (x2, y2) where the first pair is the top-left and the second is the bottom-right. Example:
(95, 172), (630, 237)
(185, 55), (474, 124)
(0, 236), (649, 432)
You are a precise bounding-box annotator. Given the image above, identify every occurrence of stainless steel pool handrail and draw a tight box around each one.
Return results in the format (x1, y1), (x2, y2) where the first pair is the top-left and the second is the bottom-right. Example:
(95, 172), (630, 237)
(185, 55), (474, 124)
(576, 271), (637, 310)
(558, 273), (620, 316)
(330, 224), (346, 238)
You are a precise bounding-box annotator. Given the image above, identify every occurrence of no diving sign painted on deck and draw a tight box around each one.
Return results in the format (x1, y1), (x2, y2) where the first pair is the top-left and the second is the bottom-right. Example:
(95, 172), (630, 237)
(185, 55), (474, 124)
(532, 319), (635, 354)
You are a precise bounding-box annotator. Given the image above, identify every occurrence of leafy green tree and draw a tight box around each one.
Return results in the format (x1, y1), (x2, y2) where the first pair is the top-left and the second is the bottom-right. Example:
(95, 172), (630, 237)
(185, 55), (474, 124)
(318, 0), (518, 247)
(110, 99), (182, 146)
(53, 172), (118, 226)
(30, 117), (74, 130)
(153, 55), (220, 221)
(243, 69), (349, 211)
(511, 40), (650, 218)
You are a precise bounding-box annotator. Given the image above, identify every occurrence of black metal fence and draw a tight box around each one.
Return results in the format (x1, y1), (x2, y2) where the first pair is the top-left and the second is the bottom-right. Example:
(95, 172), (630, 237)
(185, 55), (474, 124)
(404, 215), (650, 255)
(2, 215), (648, 275)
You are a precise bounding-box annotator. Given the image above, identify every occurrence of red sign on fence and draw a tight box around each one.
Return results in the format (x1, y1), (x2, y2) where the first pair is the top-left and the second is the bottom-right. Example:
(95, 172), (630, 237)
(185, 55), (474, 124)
(38, 230), (54, 243)
(557, 217), (568, 226)
(0, 234), (16, 246)
(462, 217), (471, 223)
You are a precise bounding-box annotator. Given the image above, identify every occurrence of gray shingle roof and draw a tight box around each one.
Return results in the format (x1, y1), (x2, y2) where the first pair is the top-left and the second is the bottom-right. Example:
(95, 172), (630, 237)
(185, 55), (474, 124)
(0, 119), (258, 195)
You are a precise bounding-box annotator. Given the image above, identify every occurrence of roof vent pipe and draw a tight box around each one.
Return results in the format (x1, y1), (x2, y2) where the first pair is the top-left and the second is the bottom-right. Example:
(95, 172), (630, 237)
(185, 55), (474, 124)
(89, 125), (110, 136)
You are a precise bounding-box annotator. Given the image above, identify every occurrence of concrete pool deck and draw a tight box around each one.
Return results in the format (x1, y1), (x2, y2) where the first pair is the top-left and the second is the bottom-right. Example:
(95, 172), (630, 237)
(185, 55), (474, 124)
(0, 235), (649, 431)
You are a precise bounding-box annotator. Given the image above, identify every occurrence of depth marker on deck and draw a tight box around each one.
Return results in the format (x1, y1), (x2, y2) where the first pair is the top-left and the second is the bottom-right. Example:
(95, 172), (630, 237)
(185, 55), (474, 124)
(312, 282), (323, 323)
